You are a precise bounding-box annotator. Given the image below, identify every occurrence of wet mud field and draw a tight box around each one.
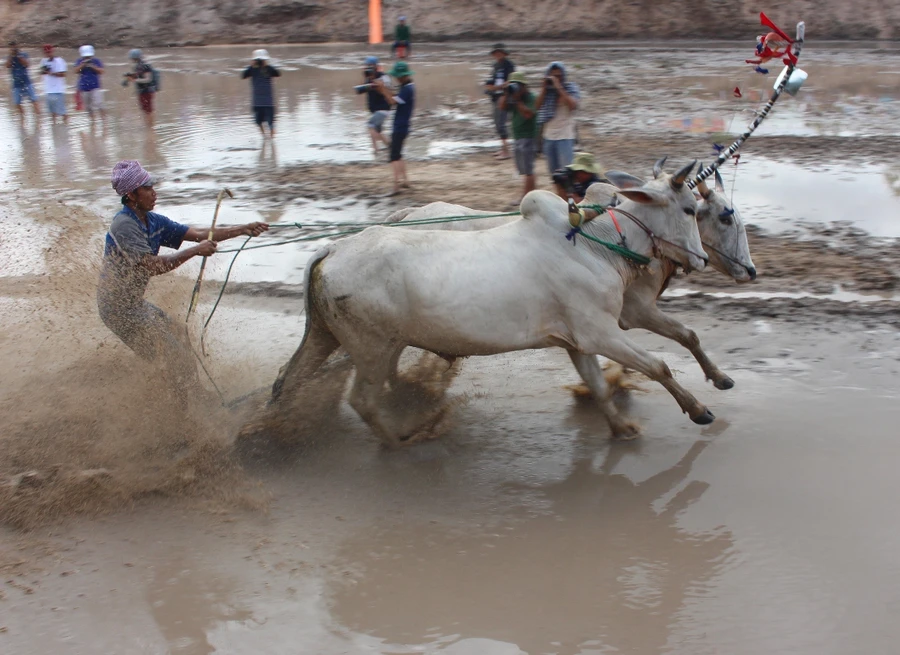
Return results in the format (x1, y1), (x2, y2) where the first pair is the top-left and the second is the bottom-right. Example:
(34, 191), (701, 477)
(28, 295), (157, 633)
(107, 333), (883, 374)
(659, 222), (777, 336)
(3, 42), (900, 653)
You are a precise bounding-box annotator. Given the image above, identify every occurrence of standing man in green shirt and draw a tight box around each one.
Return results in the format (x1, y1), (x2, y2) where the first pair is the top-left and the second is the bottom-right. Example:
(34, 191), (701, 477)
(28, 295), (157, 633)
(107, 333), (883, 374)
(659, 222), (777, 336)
(499, 72), (538, 206)
(392, 16), (411, 58)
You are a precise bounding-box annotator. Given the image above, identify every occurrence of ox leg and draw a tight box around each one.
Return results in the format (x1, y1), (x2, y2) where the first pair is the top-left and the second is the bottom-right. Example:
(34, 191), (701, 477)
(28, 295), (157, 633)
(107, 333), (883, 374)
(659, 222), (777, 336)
(386, 347), (405, 389)
(347, 346), (409, 448)
(271, 320), (340, 402)
(587, 324), (715, 425)
(621, 303), (734, 390)
(567, 351), (640, 439)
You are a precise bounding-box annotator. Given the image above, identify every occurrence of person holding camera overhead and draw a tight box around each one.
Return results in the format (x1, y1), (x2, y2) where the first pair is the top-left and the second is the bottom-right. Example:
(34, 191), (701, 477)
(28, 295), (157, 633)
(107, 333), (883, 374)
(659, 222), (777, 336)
(356, 55), (391, 156)
(483, 44), (515, 160)
(536, 61), (581, 175)
(123, 49), (157, 126)
(5, 41), (41, 121)
(242, 49), (281, 139)
(498, 71), (538, 207)
(39, 44), (68, 124)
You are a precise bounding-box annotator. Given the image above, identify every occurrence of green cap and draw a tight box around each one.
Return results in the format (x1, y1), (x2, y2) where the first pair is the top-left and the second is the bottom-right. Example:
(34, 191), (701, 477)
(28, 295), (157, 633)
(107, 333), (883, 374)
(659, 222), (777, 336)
(389, 61), (414, 78)
(567, 152), (602, 175)
(508, 71), (528, 85)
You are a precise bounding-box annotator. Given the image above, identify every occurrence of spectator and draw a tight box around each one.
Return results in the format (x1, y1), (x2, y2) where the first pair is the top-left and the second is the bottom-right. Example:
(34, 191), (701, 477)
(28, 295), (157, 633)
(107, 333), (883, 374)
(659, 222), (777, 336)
(242, 49), (281, 138)
(124, 49), (156, 126)
(552, 152), (605, 203)
(377, 61), (415, 196)
(392, 16), (411, 58)
(39, 44), (67, 124)
(498, 72), (538, 206)
(483, 44), (514, 160)
(74, 45), (105, 122)
(5, 41), (40, 121)
(536, 61), (581, 175)
(356, 55), (391, 155)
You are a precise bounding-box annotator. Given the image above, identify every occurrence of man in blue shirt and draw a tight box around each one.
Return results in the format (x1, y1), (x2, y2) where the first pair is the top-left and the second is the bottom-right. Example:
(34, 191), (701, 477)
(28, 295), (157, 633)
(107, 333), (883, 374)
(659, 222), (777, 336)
(241, 49), (281, 138)
(74, 44), (105, 122)
(5, 41), (40, 121)
(377, 61), (415, 196)
(99, 160), (269, 389)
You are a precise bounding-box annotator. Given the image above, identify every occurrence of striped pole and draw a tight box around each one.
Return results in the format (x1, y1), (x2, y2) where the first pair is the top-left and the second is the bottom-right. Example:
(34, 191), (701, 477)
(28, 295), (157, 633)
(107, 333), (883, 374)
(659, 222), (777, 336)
(690, 21), (805, 189)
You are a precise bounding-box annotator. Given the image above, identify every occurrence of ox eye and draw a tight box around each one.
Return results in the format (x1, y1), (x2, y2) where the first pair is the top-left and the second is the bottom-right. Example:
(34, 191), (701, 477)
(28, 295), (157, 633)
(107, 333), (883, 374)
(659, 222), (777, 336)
(683, 207), (696, 216)
(719, 215), (733, 226)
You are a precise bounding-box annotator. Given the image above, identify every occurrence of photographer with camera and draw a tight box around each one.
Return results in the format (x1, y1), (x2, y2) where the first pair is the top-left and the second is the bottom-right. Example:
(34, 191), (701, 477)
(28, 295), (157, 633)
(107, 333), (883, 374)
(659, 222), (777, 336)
(39, 44), (68, 124)
(241, 49), (281, 139)
(552, 152), (606, 203)
(123, 49), (157, 126)
(483, 44), (515, 161)
(6, 41), (40, 121)
(536, 61), (581, 176)
(355, 55), (391, 156)
(498, 72), (538, 207)
(74, 45), (105, 123)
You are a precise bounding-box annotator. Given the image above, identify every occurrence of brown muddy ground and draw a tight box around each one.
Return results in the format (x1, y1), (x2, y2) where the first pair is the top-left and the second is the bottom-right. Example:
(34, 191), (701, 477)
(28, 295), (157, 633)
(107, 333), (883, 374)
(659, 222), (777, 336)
(2, 42), (900, 654)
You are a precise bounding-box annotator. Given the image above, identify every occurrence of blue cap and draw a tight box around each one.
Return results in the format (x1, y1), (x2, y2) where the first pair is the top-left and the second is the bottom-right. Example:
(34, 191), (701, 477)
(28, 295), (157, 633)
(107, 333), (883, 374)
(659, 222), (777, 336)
(399, 15), (406, 20)
(364, 56), (378, 65)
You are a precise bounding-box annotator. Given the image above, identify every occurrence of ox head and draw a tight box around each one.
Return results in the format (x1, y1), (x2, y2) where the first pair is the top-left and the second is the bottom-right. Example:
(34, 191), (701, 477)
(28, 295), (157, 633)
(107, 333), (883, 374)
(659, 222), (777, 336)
(605, 159), (707, 272)
(694, 168), (756, 282)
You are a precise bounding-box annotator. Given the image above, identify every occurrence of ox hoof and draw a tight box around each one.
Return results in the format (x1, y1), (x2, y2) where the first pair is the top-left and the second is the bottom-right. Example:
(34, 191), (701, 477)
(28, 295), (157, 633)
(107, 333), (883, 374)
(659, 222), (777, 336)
(691, 408), (716, 425)
(713, 376), (735, 391)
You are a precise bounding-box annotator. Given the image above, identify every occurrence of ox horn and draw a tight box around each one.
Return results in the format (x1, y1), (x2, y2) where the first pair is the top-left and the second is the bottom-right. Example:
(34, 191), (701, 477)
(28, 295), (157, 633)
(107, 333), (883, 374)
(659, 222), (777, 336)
(652, 156), (667, 179)
(670, 160), (697, 190)
(696, 162), (711, 199)
(714, 167), (726, 193)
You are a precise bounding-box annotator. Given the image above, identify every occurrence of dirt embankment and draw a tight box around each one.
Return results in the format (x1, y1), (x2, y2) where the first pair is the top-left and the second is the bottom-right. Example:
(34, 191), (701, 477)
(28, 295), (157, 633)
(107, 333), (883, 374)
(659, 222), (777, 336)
(1, 0), (898, 48)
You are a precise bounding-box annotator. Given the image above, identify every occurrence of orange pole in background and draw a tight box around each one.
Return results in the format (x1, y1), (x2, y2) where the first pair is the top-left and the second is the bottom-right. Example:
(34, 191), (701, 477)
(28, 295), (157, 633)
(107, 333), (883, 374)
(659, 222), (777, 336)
(369, 0), (383, 44)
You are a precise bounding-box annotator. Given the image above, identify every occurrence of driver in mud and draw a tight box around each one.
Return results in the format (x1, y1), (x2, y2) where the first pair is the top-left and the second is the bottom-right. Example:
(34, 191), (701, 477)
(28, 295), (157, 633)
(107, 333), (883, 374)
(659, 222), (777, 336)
(98, 160), (269, 389)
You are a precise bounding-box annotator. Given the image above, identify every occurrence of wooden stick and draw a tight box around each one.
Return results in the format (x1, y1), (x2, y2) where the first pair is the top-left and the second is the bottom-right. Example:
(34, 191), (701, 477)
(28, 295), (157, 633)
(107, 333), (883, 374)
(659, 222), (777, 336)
(186, 188), (233, 322)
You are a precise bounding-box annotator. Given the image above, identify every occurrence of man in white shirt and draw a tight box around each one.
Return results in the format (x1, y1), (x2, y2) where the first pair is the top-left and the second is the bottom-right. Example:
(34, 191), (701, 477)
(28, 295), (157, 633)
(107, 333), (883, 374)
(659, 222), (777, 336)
(39, 43), (67, 124)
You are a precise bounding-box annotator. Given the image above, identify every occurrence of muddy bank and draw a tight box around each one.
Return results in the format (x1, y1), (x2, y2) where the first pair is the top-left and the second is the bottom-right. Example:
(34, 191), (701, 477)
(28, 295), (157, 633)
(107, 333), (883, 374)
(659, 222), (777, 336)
(2, 0), (899, 48)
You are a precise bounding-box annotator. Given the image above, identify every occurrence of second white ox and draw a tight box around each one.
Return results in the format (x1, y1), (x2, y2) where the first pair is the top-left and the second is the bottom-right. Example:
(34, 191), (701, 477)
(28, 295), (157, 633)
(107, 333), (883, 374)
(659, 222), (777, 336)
(390, 165), (756, 391)
(271, 161), (711, 445)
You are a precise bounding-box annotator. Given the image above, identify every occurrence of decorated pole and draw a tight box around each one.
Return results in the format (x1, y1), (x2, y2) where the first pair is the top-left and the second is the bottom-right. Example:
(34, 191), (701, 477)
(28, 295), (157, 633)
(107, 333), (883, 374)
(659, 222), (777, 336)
(690, 16), (805, 189)
(369, 0), (383, 44)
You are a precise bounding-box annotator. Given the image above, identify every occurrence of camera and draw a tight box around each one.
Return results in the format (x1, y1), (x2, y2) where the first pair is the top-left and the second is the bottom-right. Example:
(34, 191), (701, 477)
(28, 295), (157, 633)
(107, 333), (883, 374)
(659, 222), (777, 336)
(505, 81), (522, 96)
(545, 76), (555, 87)
(364, 67), (377, 78)
(552, 168), (576, 188)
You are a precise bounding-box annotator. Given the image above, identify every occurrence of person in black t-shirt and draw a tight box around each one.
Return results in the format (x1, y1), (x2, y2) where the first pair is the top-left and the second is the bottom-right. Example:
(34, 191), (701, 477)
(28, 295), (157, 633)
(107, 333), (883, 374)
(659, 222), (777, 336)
(483, 43), (515, 160)
(356, 56), (392, 155)
(553, 152), (607, 203)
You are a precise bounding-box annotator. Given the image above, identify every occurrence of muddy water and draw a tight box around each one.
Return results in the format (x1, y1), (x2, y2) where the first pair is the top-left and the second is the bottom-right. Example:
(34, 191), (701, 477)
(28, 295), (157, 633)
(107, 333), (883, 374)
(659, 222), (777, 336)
(4, 42), (900, 654)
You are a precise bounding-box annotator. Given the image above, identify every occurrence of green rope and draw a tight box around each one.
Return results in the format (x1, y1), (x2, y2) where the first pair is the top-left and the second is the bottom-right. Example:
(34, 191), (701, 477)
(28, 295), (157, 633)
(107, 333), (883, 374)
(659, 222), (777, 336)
(572, 229), (651, 265)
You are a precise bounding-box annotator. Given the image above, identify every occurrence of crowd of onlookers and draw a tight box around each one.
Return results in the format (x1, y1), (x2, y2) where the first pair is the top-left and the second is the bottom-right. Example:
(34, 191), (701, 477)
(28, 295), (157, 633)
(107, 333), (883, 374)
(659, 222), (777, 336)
(6, 15), (601, 202)
(5, 42), (159, 126)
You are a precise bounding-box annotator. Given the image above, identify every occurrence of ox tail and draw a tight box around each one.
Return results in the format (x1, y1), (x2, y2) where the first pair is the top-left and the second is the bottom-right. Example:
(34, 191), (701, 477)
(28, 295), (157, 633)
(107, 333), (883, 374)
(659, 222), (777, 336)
(270, 246), (340, 403)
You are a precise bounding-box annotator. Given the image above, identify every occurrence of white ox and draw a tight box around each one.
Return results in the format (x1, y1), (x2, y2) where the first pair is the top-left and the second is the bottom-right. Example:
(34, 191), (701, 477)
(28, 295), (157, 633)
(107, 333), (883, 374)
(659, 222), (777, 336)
(389, 166), (756, 391)
(270, 161), (712, 445)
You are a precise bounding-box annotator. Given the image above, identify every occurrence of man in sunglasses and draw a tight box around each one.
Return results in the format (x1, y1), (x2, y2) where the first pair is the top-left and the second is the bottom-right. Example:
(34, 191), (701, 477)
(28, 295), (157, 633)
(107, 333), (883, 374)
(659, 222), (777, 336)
(98, 160), (269, 389)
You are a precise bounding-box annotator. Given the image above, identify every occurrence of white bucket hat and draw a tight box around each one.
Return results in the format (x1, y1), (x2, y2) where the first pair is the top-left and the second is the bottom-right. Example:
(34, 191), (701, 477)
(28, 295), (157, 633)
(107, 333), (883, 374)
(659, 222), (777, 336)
(252, 49), (270, 61)
(79, 45), (95, 58)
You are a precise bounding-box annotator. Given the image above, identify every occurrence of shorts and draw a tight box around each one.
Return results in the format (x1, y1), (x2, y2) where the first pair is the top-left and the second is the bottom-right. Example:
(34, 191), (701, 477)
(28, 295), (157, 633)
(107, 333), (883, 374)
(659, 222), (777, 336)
(253, 105), (275, 127)
(139, 91), (155, 114)
(389, 130), (409, 162)
(82, 88), (104, 112)
(543, 138), (576, 177)
(514, 138), (536, 176)
(12, 83), (38, 105)
(45, 92), (66, 115)
(367, 110), (389, 132)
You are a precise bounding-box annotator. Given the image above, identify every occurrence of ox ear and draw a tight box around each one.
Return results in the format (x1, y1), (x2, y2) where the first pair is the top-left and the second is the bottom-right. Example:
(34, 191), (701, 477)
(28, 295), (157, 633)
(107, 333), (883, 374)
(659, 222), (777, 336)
(605, 170), (646, 190)
(615, 186), (667, 206)
(652, 156), (667, 179)
(714, 168), (726, 193)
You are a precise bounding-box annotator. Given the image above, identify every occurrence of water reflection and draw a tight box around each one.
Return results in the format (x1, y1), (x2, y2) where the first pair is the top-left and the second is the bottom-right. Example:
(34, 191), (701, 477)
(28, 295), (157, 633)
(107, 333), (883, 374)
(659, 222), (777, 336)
(330, 427), (733, 654)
